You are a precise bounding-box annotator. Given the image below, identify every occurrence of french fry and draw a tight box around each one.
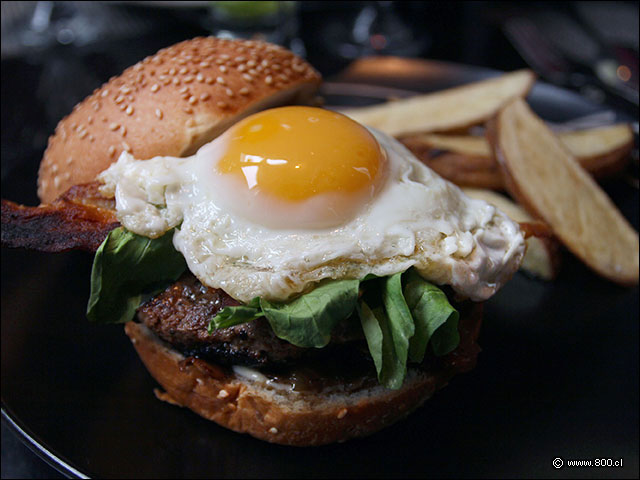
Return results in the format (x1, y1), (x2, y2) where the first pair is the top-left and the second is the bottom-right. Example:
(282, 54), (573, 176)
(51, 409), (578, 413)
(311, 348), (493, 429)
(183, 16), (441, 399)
(489, 98), (639, 285)
(340, 70), (535, 137)
(462, 188), (560, 280)
(402, 124), (633, 188)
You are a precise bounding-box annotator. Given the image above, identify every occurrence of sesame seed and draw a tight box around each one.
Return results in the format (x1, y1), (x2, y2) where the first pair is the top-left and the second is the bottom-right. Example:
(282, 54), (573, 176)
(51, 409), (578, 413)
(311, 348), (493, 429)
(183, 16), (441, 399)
(101, 90), (109, 97)
(151, 84), (159, 92)
(196, 73), (204, 82)
(186, 118), (195, 127)
(217, 101), (227, 108)
(125, 105), (134, 116)
(120, 125), (127, 136)
(169, 68), (176, 75)
(66, 157), (73, 165)
(63, 172), (71, 180)
(199, 61), (210, 68)
(121, 86), (131, 94)
(183, 106), (193, 114)
(109, 123), (120, 131)
(225, 88), (234, 97)
(216, 76), (225, 85)
(205, 77), (214, 84)
(247, 59), (256, 67)
(261, 59), (269, 67)
(92, 102), (101, 111)
(265, 75), (273, 85)
(184, 76), (194, 83)
(89, 135), (95, 142)
(235, 56), (246, 62)
(237, 64), (246, 72)
(337, 409), (348, 419)
(122, 142), (131, 153)
(172, 78), (180, 85)
(269, 427), (278, 434)
(179, 86), (189, 94)
(115, 95), (124, 104)
(200, 92), (210, 101)
(155, 108), (163, 119)
(79, 130), (87, 139)
(272, 64), (281, 71)
(162, 78), (171, 85)
(239, 87), (249, 95)
(188, 96), (197, 105)
(87, 116), (93, 125)
(220, 54), (230, 60)
(242, 73), (253, 82)
(217, 389), (229, 399)
(215, 58), (224, 65)
(51, 164), (59, 173)
(54, 176), (61, 188)
(119, 104), (127, 111)
(248, 68), (257, 76)
(179, 67), (188, 75)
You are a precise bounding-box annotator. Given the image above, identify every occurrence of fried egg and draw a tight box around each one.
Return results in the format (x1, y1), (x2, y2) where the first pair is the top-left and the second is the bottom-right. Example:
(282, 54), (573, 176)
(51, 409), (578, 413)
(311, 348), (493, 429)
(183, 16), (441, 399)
(98, 106), (525, 303)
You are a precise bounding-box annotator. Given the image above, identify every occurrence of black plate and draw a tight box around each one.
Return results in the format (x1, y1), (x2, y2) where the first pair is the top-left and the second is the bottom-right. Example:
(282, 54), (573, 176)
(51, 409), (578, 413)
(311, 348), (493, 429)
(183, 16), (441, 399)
(2, 59), (638, 479)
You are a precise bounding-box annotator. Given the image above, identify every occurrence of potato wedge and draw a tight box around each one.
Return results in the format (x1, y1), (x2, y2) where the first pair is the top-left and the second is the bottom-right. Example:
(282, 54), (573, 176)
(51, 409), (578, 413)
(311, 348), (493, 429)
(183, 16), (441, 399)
(402, 124), (633, 188)
(340, 70), (535, 137)
(489, 98), (639, 285)
(462, 188), (560, 280)
(400, 137), (503, 189)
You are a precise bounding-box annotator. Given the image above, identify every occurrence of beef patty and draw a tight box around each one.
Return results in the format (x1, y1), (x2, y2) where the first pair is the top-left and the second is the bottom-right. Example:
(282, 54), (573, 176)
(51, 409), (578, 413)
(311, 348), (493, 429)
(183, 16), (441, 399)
(136, 273), (364, 367)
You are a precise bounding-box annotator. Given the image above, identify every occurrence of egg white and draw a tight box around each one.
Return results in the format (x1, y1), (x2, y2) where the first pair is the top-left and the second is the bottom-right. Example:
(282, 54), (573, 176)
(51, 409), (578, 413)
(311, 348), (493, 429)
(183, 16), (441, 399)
(98, 127), (525, 303)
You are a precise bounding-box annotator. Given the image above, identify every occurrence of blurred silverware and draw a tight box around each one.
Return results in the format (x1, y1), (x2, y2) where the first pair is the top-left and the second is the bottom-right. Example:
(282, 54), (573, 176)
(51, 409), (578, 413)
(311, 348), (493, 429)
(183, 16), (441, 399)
(503, 13), (639, 107)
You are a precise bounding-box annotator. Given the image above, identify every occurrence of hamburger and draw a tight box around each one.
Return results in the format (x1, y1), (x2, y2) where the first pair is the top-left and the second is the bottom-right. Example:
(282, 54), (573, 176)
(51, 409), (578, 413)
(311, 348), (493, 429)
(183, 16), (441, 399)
(1, 37), (525, 446)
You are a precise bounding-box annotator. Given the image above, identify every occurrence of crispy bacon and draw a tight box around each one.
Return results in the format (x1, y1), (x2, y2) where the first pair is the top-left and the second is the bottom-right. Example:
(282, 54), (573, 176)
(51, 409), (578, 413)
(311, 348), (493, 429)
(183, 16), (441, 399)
(519, 221), (554, 239)
(1, 183), (119, 252)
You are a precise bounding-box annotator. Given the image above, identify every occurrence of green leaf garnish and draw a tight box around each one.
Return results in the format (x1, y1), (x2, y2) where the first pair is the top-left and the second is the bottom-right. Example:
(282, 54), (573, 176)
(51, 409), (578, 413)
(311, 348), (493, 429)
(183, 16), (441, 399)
(87, 227), (186, 324)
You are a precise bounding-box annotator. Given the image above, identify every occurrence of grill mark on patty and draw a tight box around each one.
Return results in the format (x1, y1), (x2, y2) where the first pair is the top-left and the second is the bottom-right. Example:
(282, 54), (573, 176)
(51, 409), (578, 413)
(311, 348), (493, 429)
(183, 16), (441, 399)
(136, 273), (364, 367)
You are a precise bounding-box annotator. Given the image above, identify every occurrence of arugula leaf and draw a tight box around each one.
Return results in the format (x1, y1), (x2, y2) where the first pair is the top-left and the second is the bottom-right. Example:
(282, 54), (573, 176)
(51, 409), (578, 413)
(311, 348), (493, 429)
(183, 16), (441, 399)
(403, 269), (459, 360)
(260, 279), (360, 348)
(87, 227), (187, 324)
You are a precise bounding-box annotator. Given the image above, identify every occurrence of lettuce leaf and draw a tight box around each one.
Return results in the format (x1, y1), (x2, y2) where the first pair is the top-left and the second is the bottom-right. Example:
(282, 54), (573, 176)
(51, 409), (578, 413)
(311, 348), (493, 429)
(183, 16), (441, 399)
(87, 227), (461, 390)
(208, 297), (262, 331)
(210, 279), (360, 348)
(261, 279), (360, 348)
(358, 286), (406, 390)
(87, 227), (186, 324)
(403, 269), (459, 359)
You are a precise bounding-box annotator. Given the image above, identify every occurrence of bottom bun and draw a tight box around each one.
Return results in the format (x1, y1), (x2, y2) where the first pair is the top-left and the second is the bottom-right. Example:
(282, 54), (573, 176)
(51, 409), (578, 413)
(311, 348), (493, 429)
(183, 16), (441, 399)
(124, 302), (482, 446)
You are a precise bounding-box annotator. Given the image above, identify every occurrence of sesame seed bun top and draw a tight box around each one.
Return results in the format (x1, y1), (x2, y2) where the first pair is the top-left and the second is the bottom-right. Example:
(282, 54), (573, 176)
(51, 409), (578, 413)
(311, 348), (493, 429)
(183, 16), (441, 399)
(37, 36), (321, 204)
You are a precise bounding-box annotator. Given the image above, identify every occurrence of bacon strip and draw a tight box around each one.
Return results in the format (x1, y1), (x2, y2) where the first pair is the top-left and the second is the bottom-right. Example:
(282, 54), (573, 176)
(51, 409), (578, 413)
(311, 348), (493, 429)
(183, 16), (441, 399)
(1, 183), (119, 252)
(518, 221), (554, 240)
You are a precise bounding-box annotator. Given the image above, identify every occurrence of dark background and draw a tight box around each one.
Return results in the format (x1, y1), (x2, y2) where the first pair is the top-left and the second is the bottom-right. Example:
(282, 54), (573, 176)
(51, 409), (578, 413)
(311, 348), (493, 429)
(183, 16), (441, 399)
(2, 2), (638, 478)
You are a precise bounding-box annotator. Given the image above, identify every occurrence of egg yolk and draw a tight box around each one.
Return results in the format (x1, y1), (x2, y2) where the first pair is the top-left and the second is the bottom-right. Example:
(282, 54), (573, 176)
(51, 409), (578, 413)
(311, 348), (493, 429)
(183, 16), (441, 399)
(217, 106), (387, 203)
